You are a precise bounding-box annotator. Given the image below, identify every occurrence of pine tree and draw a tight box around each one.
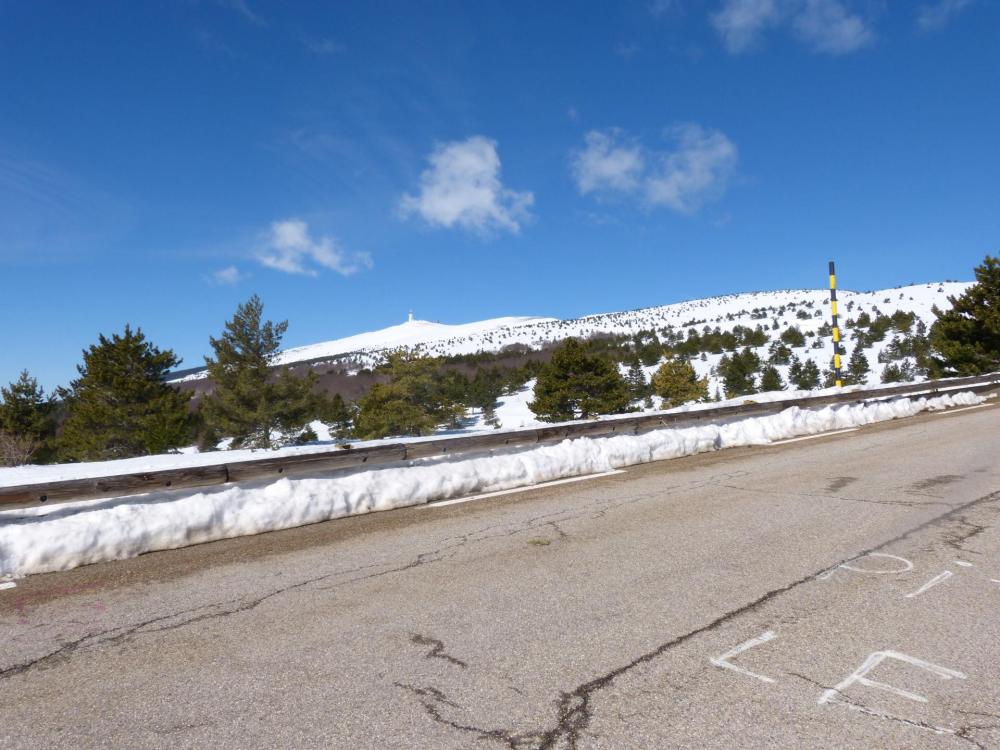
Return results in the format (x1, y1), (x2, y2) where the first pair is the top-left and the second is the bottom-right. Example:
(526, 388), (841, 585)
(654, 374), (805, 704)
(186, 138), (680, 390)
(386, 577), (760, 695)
(759, 365), (784, 392)
(717, 347), (761, 398)
(845, 347), (871, 385)
(354, 350), (463, 439)
(202, 295), (322, 449)
(529, 338), (631, 422)
(650, 357), (708, 407)
(0, 371), (56, 462)
(793, 358), (822, 390)
(58, 326), (193, 461)
(324, 393), (355, 439)
(881, 361), (916, 383)
(929, 255), (1000, 376)
(625, 358), (650, 401)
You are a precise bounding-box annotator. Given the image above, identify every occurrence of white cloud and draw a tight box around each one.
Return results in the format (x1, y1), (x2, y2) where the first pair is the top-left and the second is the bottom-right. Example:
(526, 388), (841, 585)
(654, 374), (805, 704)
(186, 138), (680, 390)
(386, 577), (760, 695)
(257, 219), (372, 277)
(711, 0), (782, 53)
(916, 0), (974, 31)
(399, 136), (533, 235)
(210, 265), (247, 285)
(711, 0), (873, 55)
(570, 125), (738, 214)
(571, 130), (645, 195)
(304, 37), (346, 55)
(645, 124), (739, 213)
(216, 0), (264, 26)
(792, 0), (873, 54)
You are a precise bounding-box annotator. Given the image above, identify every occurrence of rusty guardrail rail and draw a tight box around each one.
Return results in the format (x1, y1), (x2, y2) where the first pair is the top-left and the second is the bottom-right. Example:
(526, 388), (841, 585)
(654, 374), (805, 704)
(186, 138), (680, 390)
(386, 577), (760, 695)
(1, 373), (997, 510)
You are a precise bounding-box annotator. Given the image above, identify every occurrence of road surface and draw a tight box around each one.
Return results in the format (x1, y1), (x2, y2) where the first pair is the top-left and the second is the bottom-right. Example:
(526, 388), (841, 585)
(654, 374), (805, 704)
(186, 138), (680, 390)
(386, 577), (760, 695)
(1, 403), (999, 749)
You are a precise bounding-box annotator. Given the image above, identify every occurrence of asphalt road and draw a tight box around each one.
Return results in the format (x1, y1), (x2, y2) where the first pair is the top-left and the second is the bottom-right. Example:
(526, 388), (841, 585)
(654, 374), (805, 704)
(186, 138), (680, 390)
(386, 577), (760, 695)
(1, 403), (999, 749)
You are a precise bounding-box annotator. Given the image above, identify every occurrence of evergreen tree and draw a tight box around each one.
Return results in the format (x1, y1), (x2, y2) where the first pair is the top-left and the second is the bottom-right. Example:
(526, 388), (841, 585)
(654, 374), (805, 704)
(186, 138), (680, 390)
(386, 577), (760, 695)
(59, 326), (192, 461)
(759, 365), (784, 392)
(202, 295), (323, 449)
(791, 358), (822, 390)
(625, 358), (650, 401)
(324, 393), (355, 439)
(717, 347), (761, 398)
(929, 255), (1000, 376)
(787, 355), (803, 387)
(767, 341), (792, 365)
(354, 350), (463, 438)
(467, 367), (505, 412)
(845, 347), (871, 385)
(780, 326), (806, 348)
(881, 361), (916, 383)
(650, 357), (708, 407)
(529, 338), (631, 422)
(0, 371), (56, 463)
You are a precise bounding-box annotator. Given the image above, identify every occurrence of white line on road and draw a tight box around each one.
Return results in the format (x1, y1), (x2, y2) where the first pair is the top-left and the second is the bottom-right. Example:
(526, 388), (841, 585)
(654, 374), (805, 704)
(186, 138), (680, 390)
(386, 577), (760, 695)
(768, 428), (859, 446)
(422, 470), (626, 509)
(0, 581), (16, 591)
(710, 630), (778, 683)
(935, 403), (994, 416)
(905, 571), (954, 598)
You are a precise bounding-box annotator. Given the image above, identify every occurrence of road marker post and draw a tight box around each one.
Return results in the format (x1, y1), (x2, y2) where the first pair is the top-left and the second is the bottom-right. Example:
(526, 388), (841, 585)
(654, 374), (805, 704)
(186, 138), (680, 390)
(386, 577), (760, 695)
(829, 261), (843, 387)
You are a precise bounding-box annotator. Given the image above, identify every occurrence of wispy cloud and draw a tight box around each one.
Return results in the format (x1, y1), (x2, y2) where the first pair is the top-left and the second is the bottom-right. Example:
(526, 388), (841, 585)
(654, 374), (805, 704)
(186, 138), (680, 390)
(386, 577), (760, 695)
(196, 29), (236, 57)
(711, 0), (873, 55)
(216, 0), (264, 26)
(570, 125), (738, 214)
(257, 219), (372, 277)
(792, 0), (873, 53)
(303, 37), (346, 55)
(650, 0), (682, 16)
(712, 0), (782, 53)
(208, 265), (248, 285)
(0, 154), (129, 262)
(916, 0), (975, 31)
(570, 129), (645, 195)
(399, 136), (533, 236)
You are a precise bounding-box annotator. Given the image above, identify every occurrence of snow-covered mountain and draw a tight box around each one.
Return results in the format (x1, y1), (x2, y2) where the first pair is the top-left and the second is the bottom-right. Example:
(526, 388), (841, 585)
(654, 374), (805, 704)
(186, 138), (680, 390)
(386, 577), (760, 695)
(172, 280), (969, 384)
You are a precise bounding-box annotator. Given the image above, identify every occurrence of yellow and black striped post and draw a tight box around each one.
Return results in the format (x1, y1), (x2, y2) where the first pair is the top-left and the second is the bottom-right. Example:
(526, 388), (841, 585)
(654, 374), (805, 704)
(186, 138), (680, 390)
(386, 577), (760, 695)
(828, 260), (843, 387)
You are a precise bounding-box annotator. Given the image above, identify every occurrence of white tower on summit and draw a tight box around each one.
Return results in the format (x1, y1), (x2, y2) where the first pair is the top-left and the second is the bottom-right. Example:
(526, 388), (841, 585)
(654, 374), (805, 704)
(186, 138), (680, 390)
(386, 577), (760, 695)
(408, 311), (414, 323)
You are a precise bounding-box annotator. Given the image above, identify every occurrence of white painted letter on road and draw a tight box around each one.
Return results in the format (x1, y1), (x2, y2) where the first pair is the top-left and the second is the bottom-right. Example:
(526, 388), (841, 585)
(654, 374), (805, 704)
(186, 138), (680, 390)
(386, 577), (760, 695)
(819, 650), (966, 706)
(710, 631), (778, 684)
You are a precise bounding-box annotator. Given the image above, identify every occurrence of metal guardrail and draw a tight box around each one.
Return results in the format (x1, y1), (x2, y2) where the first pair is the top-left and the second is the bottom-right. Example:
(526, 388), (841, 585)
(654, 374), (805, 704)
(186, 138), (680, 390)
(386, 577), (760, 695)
(1, 373), (997, 510)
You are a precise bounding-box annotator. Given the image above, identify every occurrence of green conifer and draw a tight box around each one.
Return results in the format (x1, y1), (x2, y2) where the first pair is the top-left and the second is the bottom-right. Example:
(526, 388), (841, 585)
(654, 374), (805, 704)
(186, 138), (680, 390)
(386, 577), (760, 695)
(792, 358), (822, 390)
(717, 347), (761, 398)
(929, 255), (1000, 376)
(58, 326), (193, 461)
(201, 295), (322, 449)
(650, 357), (708, 407)
(354, 350), (463, 439)
(528, 338), (631, 422)
(0, 371), (57, 464)
(845, 347), (871, 385)
(625, 358), (650, 401)
(759, 365), (784, 392)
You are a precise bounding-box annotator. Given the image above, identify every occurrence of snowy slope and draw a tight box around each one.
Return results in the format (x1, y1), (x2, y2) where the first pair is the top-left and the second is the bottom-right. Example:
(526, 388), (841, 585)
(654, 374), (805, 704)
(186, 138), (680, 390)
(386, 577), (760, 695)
(172, 281), (970, 381)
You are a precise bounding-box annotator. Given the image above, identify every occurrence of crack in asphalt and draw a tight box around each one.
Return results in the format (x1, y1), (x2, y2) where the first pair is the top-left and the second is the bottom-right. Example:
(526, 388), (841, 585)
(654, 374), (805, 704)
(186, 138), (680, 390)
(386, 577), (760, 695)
(788, 672), (999, 749)
(397, 489), (1000, 749)
(0, 547), (453, 683)
(410, 634), (468, 669)
(717, 482), (950, 510)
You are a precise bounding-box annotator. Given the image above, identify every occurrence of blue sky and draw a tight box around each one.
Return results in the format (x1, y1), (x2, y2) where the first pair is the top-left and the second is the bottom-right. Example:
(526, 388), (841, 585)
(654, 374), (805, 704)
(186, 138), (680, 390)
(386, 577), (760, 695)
(1, 0), (998, 389)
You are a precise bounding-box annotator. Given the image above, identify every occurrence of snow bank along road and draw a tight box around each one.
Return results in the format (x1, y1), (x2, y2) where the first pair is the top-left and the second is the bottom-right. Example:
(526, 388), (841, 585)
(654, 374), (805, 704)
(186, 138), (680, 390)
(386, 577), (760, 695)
(2, 404), (999, 748)
(0, 388), (990, 578)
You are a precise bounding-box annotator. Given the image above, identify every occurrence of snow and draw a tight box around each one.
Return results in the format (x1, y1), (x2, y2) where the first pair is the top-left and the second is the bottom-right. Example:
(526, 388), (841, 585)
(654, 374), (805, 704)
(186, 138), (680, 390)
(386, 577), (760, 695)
(170, 281), (971, 381)
(0, 390), (983, 579)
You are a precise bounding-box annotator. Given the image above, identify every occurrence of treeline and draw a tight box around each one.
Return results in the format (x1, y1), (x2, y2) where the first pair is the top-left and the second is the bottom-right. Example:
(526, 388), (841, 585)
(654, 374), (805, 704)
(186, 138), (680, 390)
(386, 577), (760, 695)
(2, 255), (997, 466)
(0, 295), (543, 466)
